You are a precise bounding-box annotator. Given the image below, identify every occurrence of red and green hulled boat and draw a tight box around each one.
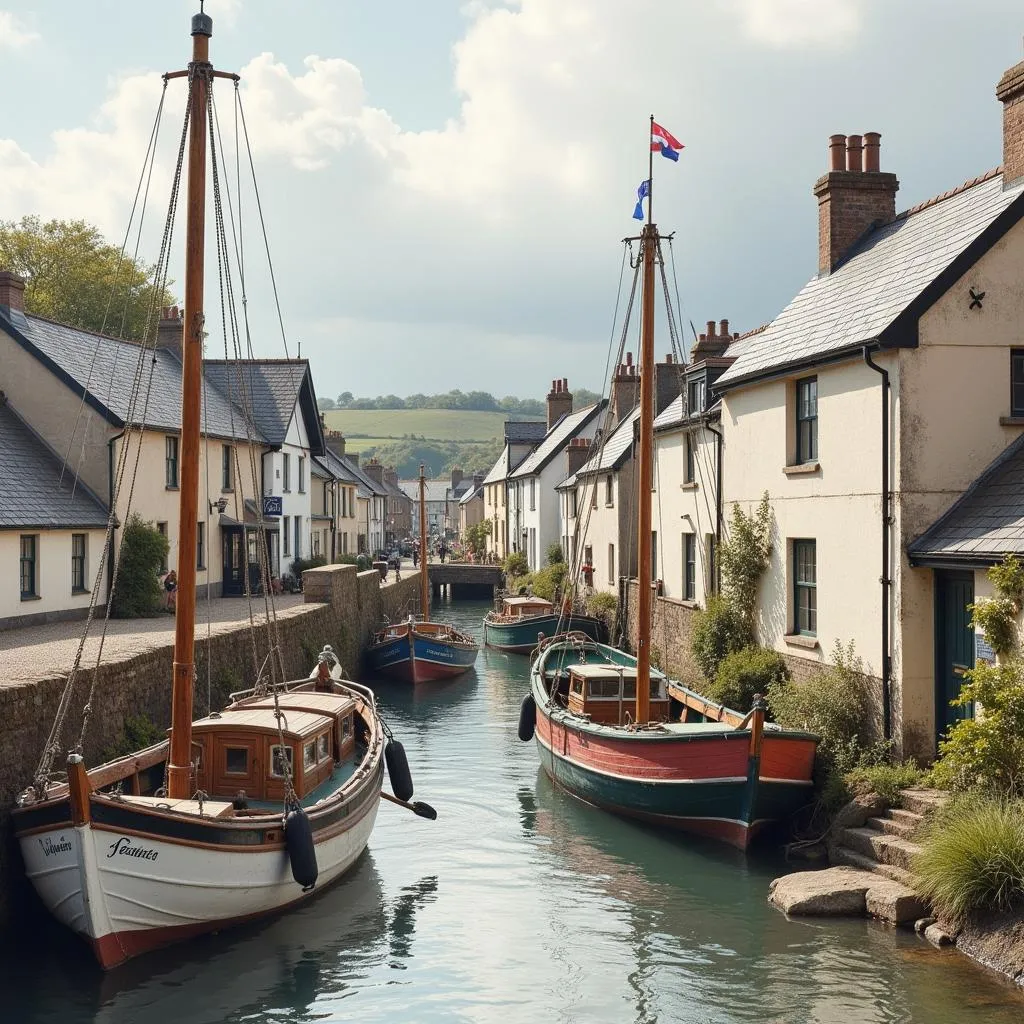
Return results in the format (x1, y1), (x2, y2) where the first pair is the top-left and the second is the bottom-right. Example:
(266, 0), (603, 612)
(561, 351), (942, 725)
(523, 637), (817, 849)
(483, 595), (605, 654)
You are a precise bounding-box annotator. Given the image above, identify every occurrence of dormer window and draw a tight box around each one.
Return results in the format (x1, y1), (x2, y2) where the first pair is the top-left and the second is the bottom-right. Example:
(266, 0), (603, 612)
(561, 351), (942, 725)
(687, 377), (705, 415)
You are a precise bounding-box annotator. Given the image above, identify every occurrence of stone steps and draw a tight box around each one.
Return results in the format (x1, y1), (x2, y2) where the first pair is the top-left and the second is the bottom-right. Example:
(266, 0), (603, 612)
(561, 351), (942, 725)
(899, 787), (948, 818)
(840, 826), (922, 871)
(830, 845), (918, 889)
(868, 813), (918, 840)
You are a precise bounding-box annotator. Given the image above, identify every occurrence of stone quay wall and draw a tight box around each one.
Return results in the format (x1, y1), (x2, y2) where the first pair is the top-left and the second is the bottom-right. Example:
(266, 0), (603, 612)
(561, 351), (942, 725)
(0, 564), (421, 933)
(624, 581), (703, 685)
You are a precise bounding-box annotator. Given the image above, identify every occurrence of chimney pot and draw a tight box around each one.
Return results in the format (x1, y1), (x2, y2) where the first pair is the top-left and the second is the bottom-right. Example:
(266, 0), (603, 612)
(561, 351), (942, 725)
(719, 318), (729, 337)
(625, 351), (633, 366)
(828, 134), (847, 171)
(706, 320), (715, 337)
(863, 131), (881, 172)
(0, 271), (26, 315)
(846, 134), (864, 172)
(665, 353), (673, 364)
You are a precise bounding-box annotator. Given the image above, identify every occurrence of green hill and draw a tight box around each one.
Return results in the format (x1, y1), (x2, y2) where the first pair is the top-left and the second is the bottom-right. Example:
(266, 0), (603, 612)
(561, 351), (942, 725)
(321, 409), (540, 443)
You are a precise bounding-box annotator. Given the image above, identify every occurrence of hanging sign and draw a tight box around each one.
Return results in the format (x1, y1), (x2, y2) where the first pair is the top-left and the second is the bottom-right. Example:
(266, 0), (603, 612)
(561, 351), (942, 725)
(263, 496), (283, 517)
(975, 633), (995, 664)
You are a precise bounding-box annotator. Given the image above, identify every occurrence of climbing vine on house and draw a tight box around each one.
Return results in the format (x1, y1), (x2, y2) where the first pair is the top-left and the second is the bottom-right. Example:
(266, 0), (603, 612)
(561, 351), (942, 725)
(969, 553), (1024, 657)
(718, 492), (772, 624)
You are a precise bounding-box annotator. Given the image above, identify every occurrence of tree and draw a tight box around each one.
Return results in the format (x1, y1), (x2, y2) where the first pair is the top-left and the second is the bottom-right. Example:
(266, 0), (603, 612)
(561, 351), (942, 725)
(112, 514), (169, 618)
(317, 397), (336, 411)
(336, 391), (354, 407)
(0, 216), (175, 340)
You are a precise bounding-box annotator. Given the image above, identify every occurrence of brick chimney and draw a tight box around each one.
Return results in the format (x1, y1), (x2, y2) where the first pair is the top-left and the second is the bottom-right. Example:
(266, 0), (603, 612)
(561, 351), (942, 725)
(325, 429), (347, 458)
(691, 318), (733, 360)
(565, 436), (592, 477)
(655, 352), (682, 416)
(611, 352), (640, 424)
(156, 305), (184, 358)
(998, 57), (1024, 186)
(546, 377), (573, 430)
(363, 458), (384, 485)
(450, 467), (464, 491)
(472, 473), (484, 489)
(814, 133), (898, 275)
(0, 271), (26, 317)
(384, 467), (399, 487)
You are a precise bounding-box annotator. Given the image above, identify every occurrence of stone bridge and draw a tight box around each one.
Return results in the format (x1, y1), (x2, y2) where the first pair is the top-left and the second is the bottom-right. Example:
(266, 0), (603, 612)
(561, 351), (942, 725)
(427, 562), (503, 600)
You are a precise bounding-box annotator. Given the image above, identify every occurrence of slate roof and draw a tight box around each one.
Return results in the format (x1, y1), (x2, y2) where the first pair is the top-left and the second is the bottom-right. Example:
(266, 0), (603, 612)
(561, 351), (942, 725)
(203, 359), (324, 454)
(341, 456), (387, 497)
(1, 310), (265, 442)
(717, 171), (1024, 390)
(482, 445), (511, 486)
(505, 420), (547, 444)
(576, 407), (639, 476)
(0, 400), (108, 529)
(459, 483), (483, 505)
(652, 394), (722, 431)
(310, 458), (331, 480)
(908, 432), (1024, 567)
(316, 448), (361, 486)
(510, 401), (607, 479)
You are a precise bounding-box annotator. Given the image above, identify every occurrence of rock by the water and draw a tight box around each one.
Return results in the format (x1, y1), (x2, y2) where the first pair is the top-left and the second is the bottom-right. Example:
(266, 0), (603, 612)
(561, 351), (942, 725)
(769, 867), (871, 916)
(957, 909), (1024, 987)
(925, 923), (955, 947)
(915, 916), (936, 935)
(865, 878), (928, 926)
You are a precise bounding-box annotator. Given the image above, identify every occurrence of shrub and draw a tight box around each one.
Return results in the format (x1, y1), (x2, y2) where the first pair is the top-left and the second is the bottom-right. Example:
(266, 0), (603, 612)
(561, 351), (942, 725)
(914, 796), (1024, 924)
(719, 492), (772, 622)
(707, 646), (788, 712)
(929, 660), (1024, 796)
(111, 514), (168, 618)
(767, 639), (868, 765)
(291, 556), (327, 577)
(586, 591), (618, 631)
(690, 596), (751, 681)
(845, 761), (926, 805)
(503, 552), (528, 577)
(532, 562), (567, 602)
(101, 713), (164, 761)
(546, 543), (564, 566)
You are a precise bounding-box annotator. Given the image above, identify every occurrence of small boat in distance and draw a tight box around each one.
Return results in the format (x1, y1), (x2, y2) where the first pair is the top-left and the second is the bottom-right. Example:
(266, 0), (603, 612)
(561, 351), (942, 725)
(366, 464), (479, 683)
(483, 595), (605, 654)
(519, 120), (819, 849)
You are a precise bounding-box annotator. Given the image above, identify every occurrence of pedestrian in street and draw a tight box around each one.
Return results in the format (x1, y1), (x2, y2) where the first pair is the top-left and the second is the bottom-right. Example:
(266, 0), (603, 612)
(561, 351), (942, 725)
(163, 568), (178, 612)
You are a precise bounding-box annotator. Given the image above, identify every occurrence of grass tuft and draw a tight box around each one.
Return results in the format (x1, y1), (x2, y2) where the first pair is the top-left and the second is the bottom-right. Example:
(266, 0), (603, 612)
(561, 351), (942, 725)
(914, 796), (1024, 925)
(844, 761), (926, 806)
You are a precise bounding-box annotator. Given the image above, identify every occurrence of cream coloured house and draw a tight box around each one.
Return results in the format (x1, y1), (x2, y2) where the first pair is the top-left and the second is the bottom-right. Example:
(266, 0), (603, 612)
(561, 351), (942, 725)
(0, 289), (271, 600)
(713, 57), (1024, 756)
(481, 420), (546, 561)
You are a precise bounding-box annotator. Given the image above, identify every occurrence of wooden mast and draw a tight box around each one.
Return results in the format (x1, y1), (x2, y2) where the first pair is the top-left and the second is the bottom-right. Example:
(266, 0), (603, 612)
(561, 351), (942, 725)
(419, 464), (429, 622)
(634, 118), (658, 725)
(168, 9), (213, 800)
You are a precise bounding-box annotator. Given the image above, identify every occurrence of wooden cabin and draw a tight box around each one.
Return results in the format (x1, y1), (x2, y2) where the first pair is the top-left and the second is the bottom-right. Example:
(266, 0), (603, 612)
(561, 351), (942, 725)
(496, 596), (553, 620)
(191, 692), (357, 803)
(567, 664), (670, 725)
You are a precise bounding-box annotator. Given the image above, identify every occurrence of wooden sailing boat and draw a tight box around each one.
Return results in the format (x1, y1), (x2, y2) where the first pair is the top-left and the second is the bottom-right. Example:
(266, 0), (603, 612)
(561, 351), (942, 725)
(519, 122), (818, 849)
(366, 465), (479, 683)
(482, 595), (605, 654)
(12, 10), (424, 969)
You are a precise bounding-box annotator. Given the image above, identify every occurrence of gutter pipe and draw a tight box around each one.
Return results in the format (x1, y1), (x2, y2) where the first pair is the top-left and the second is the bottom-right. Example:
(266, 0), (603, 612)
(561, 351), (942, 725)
(863, 345), (892, 741)
(704, 415), (724, 594)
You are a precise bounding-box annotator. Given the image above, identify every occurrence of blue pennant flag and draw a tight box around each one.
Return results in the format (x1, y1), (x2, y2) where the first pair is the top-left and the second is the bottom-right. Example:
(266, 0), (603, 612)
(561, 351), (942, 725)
(632, 179), (650, 221)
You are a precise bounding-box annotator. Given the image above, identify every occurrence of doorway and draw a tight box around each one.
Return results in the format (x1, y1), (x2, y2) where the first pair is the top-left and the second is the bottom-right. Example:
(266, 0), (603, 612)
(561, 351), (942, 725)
(934, 569), (975, 741)
(222, 528), (244, 597)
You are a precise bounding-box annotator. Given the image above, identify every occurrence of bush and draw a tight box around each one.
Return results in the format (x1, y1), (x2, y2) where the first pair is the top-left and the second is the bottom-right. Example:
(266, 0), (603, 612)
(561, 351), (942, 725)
(719, 492), (772, 622)
(532, 562), (567, 602)
(707, 646), (789, 713)
(101, 713), (164, 761)
(690, 596), (751, 681)
(767, 640), (869, 765)
(291, 556), (327, 577)
(929, 659), (1024, 795)
(503, 552), (528, 577)
(586, 591), (618, 631)
(546, 543), (564, 566)
(111, 514), (168, 618)
(914, 796), (1024, 924)
(845, 761), (926, 805)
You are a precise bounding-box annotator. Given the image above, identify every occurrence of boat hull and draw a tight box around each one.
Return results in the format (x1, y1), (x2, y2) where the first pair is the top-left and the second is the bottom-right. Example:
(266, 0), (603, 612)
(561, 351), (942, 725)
(483, 613), (605, 654)
(530, 647), (816, 850)
(15, 758), (382, 969)
(367, 626), (478, 684)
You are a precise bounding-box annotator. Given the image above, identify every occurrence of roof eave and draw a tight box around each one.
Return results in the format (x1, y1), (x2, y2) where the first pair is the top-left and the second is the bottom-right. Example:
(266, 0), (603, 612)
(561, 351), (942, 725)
(713, 343), (879, 397)
(907, 549), (1002, 570)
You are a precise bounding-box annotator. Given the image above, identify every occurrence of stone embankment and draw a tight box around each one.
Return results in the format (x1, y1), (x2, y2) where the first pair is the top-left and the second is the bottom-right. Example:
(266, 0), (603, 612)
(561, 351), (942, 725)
(0, 564), (421, 933)
(770, 786), (1024, 988)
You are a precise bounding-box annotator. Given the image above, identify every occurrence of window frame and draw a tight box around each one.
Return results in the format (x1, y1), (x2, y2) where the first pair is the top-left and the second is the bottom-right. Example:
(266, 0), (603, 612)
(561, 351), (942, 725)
(270, 744), (294, 779)
(224, 746), (250, 776)
(71, 533), (87, 593)
(685, 434), (695, 483)
(607, 542), (615, 585)
(222, 444), (234, 491)
(196, 520), (205, 570)
(282, 452), (291, 492)
(20, 534), (38, 600)
(651, 530), (658, 581)
(684, 533), (696, 601)
(793, 539), (817, 636)
(298, 456), (306, 494)
(165, 435), (179, 489)
(687, 377), (705, 416)
(605, 474), (614, 507)
(283, 515), (291, 556)
(795, 376), (819, 465)
(1012, 350), (1024, 418)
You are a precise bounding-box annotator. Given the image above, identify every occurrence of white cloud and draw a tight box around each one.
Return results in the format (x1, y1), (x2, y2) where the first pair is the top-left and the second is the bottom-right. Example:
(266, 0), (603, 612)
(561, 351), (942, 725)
(725, 0), (865, 47)
(0, 10), (39, 49)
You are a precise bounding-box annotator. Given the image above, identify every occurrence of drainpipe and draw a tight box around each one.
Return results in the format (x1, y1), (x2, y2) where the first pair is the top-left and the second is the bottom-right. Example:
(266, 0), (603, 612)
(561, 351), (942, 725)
(863, 345), (892, 741)
(106, 430), (125, 598)
(704, 416), (724, 595)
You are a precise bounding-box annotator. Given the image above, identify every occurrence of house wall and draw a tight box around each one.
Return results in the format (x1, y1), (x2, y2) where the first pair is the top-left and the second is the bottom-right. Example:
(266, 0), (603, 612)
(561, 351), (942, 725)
(459, 495), (484, 535)
(484, 480), (508, 560)
(0, 529), (108, 628)
(721, 357), (887, 734)
(575, 472), (621, 595)
(115, 431), (263, 596)
(655, 424), (719, 604)
(0, 335), (113, 498)
(264, 409), (313, 566)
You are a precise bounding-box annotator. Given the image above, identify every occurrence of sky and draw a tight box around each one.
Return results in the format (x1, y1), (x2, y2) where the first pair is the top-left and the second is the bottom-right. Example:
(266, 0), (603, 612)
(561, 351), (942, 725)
(0, 0), (1022, 403)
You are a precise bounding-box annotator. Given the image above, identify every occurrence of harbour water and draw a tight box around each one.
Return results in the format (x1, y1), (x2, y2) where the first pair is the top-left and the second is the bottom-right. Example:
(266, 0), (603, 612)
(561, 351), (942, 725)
(4, 599), (1022, 1023)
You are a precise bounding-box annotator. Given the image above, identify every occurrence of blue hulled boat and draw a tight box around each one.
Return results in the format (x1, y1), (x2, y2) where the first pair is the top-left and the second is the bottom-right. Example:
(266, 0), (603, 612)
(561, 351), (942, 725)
(483, 596), (605, 654)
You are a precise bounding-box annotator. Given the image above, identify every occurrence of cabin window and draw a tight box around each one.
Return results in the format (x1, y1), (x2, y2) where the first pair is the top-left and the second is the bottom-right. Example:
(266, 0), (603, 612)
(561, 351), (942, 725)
(225, 747), (249, 775)
(270, 745), (294, 778)
(588, 677), (623, 698)
(571, 677), (584, 695)
(303, 740), (317, 771)
(318, 733), (330, 761)
(342, 715), (353, 740)
(795, 376), (818, 464)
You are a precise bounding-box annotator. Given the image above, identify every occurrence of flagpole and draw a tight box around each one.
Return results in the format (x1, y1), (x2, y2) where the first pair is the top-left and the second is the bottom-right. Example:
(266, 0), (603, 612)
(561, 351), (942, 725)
(648, 113), (654, 227)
